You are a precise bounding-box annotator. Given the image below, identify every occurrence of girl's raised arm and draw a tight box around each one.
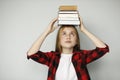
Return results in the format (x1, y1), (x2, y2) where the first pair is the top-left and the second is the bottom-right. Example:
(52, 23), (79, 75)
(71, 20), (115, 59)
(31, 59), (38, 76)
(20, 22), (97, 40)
(79, 16), (106, 48)
(27, 18), (58, 56)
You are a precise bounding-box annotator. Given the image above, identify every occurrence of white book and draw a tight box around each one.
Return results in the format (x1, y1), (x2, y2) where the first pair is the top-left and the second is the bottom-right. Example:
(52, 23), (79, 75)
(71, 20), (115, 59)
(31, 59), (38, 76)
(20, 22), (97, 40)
(59, 11), (78, 14)
(58, 13), (79, 18)
(58, 17), (79, 20)
(58, 20), (80, 25)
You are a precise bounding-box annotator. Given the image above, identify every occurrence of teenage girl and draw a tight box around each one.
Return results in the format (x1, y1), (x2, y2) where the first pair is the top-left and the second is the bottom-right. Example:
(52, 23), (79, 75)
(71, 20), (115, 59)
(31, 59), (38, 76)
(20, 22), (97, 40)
(27, 16), (109, 80)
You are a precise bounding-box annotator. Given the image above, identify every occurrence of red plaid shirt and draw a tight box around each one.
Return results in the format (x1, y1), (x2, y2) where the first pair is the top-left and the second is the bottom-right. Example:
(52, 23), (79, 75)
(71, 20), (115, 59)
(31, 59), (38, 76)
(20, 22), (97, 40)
(27, 45), (109, 80)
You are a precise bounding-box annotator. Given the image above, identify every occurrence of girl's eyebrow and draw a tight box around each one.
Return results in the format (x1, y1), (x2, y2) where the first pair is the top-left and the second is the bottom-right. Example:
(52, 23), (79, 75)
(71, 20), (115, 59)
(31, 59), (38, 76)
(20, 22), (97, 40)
(61, 30), (76, 35)
(70, 31), (76, 34)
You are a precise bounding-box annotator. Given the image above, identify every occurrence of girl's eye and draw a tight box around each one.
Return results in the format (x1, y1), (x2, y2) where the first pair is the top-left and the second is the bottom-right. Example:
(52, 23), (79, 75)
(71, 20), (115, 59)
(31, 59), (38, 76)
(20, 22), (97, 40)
(62, 32), (66, 35)
(70, 33), (75, 36)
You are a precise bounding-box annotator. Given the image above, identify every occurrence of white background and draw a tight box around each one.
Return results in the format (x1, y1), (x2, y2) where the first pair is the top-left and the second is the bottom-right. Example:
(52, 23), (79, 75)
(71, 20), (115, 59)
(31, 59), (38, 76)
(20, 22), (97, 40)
(0, 0), (120, 80)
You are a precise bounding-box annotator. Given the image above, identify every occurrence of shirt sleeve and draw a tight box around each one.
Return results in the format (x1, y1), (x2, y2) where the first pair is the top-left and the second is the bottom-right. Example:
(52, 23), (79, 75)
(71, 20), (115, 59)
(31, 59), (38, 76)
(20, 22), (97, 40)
(27, 51), (53, 66)
(82, 44), (109, 64)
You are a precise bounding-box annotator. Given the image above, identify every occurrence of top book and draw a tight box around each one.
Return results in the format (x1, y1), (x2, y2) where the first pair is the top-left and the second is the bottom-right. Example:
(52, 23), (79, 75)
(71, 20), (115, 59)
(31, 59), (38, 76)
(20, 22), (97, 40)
(59, 5), (77, 11)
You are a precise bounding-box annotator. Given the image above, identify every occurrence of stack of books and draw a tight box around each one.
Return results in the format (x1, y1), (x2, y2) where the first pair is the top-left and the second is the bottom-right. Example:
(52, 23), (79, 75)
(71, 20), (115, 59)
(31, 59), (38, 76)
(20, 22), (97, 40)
(58, 5), (80, 26)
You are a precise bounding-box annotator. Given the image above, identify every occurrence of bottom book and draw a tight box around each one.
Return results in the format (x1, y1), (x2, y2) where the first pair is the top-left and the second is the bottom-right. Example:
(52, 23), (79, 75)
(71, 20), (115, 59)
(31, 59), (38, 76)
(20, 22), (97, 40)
(58, 20), (80, 25)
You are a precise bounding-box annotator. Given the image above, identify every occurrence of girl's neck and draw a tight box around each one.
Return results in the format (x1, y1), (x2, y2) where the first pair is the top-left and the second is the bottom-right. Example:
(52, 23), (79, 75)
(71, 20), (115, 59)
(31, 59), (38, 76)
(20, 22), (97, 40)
(62, 48), (73, 54)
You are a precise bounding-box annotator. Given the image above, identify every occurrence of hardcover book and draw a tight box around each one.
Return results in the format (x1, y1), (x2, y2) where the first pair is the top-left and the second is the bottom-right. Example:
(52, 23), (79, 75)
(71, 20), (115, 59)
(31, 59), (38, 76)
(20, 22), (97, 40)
(59, 5), (77, 11)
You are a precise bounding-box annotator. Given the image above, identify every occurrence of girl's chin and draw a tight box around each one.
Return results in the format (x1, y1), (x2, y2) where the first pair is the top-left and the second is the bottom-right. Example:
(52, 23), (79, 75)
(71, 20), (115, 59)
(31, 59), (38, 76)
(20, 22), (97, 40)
(61, 43), (76, 49)
(62, 45), (75, 49)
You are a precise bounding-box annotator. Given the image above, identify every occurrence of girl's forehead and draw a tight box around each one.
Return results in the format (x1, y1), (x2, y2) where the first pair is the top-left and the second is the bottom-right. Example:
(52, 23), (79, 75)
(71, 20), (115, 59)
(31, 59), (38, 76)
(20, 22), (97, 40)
(62, 27), (76, 32)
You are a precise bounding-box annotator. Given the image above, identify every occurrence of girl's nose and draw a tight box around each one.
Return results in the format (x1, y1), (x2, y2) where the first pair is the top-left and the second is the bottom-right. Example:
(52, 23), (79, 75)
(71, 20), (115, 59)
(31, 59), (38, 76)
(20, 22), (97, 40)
(66, 34), (71, 39)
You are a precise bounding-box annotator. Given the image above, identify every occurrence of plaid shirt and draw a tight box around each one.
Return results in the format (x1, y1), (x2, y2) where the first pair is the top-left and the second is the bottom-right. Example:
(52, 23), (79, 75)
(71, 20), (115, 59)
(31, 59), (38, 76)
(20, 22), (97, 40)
(27, 45), (109, 80)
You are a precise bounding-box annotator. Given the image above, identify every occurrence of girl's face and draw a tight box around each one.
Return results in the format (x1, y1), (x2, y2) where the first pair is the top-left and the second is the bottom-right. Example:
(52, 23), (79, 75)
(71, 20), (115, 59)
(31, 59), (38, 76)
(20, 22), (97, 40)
(60, 27), (77, 50)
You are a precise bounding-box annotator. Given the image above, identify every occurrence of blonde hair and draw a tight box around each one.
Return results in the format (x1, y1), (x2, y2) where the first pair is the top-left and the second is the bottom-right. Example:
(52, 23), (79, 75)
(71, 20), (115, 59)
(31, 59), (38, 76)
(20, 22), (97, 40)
(55, 25), (80, 53)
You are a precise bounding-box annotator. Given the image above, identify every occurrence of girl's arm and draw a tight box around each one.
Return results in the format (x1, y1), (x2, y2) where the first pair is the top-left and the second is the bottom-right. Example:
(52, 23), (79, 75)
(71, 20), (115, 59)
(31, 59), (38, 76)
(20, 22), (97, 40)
(27, 18), (58, 56)
(79, 16), (106, 48)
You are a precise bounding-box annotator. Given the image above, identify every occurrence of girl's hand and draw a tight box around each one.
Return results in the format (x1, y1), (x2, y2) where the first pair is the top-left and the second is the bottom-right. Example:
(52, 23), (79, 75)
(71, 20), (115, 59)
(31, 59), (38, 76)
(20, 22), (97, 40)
(79, 16), (86, 32)
(46, 18), (59, 34)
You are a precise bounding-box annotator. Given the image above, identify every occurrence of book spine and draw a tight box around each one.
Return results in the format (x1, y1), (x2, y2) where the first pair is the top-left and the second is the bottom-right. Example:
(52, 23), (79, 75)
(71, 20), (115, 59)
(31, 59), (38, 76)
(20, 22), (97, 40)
(58, 17), (79, 20)
(58, 11), (78, 14)
(58, 14), (78, 18)
(59, 5), (77, 11)
(58, 20), (80, 25)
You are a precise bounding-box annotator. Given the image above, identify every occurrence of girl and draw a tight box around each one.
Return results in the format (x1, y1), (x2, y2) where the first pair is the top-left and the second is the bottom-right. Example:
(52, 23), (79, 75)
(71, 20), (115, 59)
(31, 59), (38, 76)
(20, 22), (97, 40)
(27, 16), (109, 80)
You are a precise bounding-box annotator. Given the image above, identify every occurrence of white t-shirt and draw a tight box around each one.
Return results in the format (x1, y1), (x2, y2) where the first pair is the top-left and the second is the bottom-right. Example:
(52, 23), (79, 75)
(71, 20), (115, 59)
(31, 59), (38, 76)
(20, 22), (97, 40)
(55, 53), (77, 80)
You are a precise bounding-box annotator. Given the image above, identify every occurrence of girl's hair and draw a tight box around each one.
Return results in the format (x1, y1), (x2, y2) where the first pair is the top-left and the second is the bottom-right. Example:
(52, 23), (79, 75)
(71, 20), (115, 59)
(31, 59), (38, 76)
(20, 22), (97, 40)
(55, 25), (80, 53)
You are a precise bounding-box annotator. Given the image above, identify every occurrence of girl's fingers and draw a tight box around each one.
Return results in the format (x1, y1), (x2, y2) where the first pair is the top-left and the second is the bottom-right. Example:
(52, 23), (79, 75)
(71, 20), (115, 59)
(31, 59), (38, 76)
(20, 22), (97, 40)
(52, 26), (59, 32)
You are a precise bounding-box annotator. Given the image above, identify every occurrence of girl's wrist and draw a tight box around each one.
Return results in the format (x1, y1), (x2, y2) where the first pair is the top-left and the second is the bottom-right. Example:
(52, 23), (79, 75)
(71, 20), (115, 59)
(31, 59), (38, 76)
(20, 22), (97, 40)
(42, 29), (50, 37)
(81, 27), (87, 33)
(80, 24), (86, 33)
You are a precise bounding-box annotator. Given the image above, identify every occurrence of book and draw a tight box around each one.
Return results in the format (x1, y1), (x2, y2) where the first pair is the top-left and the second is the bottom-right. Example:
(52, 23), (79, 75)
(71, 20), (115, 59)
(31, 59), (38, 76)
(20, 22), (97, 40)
(59, 5), (77, 11)
(58, 11), (78, 14)
(58, 20), (80, 25)
(58, 13), (79, 18)
(58, 17), (79, 21)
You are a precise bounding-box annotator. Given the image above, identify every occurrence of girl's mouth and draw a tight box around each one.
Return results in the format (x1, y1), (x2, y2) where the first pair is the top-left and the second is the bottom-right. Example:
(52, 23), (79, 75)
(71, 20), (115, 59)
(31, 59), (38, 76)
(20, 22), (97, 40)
(65, 41), (71, 43)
